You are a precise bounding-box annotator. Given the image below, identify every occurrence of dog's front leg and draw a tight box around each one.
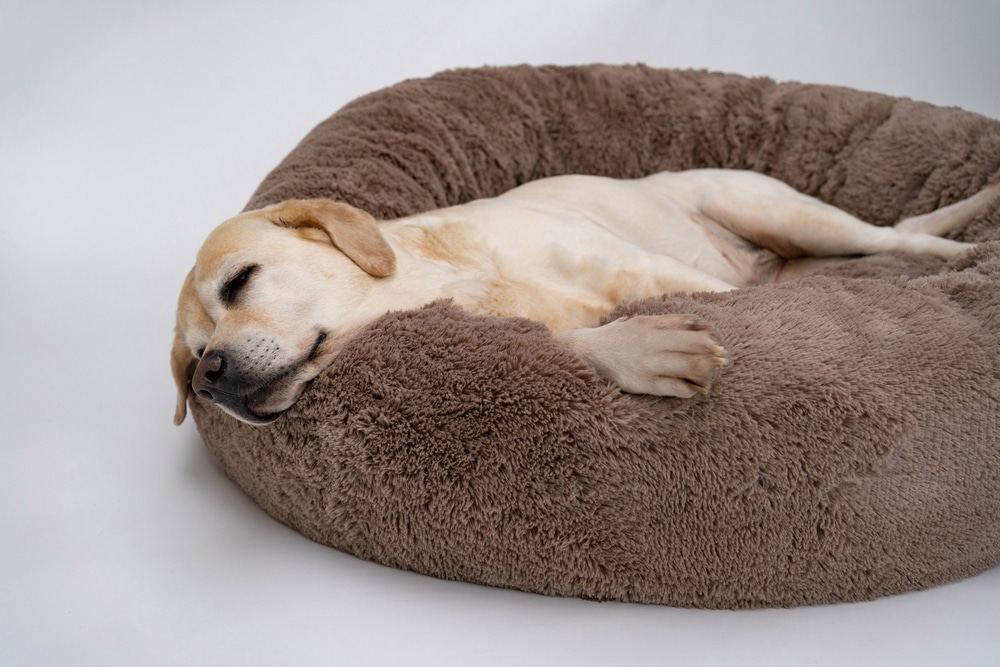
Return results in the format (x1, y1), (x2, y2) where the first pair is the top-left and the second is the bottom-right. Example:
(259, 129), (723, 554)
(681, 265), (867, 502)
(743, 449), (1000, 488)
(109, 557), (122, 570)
(554, 315), (727, 397)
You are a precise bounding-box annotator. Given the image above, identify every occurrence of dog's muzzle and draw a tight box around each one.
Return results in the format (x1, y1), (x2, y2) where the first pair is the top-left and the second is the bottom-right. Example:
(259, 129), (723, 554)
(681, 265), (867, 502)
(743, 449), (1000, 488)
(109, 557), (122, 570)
(191, 350), (285, 425)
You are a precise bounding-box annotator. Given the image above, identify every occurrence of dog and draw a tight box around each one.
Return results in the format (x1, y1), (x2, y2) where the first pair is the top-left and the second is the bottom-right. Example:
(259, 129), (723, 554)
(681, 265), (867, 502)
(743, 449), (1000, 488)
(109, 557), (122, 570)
(172, 169), (999, 425)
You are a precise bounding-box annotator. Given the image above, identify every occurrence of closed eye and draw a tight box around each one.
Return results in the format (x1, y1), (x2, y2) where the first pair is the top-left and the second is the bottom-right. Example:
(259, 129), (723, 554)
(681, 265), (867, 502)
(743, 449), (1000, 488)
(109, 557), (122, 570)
(221, 264), (258, 306)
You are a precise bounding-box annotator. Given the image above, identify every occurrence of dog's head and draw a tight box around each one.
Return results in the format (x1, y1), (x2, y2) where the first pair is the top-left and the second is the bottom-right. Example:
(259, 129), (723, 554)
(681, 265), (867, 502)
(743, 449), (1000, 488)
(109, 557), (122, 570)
(171, 199), (396, 426)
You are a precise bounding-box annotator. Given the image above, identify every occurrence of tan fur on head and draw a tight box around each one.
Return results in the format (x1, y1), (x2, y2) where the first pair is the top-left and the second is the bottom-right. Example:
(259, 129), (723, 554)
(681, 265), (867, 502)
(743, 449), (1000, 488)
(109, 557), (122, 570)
(265, 200), (397, 278)
(170, 200), (399, 425)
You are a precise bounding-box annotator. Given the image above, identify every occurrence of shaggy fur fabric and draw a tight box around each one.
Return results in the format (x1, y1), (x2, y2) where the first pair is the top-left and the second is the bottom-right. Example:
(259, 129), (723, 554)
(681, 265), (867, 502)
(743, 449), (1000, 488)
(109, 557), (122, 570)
(188, 65), (1000, 608)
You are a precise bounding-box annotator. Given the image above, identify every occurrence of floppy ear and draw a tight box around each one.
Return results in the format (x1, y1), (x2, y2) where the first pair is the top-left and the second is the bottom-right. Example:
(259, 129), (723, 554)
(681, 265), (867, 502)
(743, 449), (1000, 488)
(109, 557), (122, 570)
(171, 269), (198, 426)
(265, 199), (397, 277)
(171, 326), (196, 425)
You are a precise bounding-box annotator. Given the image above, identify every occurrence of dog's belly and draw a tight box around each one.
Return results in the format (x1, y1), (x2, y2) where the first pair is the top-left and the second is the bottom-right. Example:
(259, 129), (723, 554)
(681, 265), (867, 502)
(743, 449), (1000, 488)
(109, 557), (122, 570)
(459, 214), (749, 330)
(399, 175), (789, 330)
(491, 174), (783, 287)
(682, 213), (784, 286)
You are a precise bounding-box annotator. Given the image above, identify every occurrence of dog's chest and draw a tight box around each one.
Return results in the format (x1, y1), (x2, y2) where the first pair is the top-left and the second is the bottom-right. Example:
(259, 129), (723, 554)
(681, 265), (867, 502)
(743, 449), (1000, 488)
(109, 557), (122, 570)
(475, 262), (625, 331)
(474, 241), (680, 330)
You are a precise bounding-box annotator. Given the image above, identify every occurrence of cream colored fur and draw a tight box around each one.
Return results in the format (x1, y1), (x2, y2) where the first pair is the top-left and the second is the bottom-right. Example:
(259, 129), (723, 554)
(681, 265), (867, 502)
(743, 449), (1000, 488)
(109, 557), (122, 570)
(172, 169), (998, 425)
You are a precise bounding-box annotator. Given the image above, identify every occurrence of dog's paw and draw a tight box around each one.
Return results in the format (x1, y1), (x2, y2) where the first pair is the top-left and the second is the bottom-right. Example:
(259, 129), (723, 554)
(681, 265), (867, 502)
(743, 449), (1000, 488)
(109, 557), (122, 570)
(559, 315), (727, 397)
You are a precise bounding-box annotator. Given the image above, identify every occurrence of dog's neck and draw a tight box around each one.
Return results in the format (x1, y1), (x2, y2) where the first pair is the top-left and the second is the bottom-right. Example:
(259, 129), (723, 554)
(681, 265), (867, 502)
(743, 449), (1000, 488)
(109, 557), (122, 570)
(378, 215), (614, 331)
(380, 217), (499, 311)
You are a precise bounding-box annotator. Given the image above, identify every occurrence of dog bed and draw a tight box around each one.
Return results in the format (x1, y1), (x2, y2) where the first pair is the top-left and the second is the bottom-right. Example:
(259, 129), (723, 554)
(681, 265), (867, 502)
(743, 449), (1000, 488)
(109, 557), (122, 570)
(188, 65), (1000, 608)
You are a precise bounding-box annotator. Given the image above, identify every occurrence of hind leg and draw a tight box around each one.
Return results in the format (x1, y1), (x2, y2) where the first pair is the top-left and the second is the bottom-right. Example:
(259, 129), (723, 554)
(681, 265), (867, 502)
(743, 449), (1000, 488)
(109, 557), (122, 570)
(894, 182), (1000, 236)
(695, 171), (988, 261)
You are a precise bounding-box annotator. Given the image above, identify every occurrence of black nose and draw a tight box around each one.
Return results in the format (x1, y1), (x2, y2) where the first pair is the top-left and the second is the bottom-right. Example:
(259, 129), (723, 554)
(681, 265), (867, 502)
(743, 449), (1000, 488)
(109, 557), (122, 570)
(192, 350), (227, 400)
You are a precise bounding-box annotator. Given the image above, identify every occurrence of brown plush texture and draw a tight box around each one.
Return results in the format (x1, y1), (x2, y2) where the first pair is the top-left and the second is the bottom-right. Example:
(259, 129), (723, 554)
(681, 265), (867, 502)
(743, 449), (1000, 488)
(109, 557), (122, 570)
(190, 65), (1000, 608)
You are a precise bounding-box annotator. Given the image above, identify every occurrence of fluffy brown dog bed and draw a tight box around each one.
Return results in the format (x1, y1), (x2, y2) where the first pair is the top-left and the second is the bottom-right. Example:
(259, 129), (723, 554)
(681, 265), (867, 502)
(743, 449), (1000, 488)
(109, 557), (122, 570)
(188, 65), (1000, 608)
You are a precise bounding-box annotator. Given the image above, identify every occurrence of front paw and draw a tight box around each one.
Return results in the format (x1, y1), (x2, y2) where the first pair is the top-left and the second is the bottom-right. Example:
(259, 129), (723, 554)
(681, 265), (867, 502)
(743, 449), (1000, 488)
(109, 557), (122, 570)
(562, 315), (727, 397)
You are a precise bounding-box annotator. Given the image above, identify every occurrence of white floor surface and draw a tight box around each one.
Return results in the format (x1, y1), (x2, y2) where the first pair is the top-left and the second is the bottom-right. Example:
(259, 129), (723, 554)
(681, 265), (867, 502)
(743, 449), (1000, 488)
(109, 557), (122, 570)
(2, 2), (999, 665)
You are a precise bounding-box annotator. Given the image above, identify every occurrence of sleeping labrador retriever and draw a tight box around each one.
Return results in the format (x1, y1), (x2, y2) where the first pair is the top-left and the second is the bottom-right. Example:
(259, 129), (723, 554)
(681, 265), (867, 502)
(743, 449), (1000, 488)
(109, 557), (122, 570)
(172, 169), (999, 425)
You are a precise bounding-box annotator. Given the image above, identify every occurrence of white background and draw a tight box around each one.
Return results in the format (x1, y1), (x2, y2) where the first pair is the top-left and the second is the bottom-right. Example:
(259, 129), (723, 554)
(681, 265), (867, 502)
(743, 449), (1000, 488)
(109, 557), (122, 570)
(3, 1), (999, 665)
